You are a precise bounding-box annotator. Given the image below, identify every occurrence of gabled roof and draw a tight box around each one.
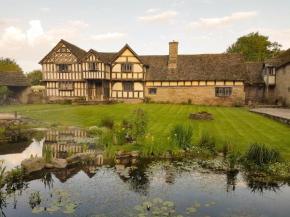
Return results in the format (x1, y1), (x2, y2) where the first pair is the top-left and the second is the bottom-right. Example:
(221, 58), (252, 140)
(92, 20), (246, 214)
(0, 71), (31, 86)
(245, 62), (264, 84)
(274, 48), (290, 68)
(110, 44), (149, 67)
(79, 49), (117, 63)
(141, 53), (248, 81)
(39, 39), (86, 64)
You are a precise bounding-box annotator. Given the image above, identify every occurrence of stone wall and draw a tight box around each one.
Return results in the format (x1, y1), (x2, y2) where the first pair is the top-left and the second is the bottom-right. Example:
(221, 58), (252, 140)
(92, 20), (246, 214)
(275, 64), (290, 107)
(145, 85), (245, 106)
(244, 84), (265, 105)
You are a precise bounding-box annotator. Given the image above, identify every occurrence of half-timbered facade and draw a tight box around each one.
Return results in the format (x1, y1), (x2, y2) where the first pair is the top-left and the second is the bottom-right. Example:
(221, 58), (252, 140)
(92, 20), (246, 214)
(39, 39), (250, 106)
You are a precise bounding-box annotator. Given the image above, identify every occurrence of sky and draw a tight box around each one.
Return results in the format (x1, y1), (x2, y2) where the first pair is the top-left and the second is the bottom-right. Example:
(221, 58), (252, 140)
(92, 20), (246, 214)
(0, 0), (290, 73)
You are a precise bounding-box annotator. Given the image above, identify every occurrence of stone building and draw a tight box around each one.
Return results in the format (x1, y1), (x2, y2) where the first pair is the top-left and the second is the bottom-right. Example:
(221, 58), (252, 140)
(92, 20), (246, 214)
(0, 71), (31, 104)
(39, 39), (249, 106)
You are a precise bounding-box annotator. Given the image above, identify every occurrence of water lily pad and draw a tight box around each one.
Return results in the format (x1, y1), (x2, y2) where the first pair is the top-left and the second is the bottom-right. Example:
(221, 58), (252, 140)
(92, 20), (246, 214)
(163, 201), (174, 207)
(63, 209), (75, 214)
(161, 206), (167, 211)
(140, 196), (147, 200)
(134, 205), (144, 211)
(142, 201), (153, 207)
(186, 207), (197, 213)
(204, 203), (211, 207)
(46, 206), (59, 212)
(31, 207), (45, 214)
(152, 198), (163, 203)
(209, 201), (217, 205)
(27, 190), (37, 194)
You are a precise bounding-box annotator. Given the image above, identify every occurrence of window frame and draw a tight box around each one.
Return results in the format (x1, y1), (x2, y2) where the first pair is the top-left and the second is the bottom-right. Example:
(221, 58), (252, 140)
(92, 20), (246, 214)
(121, 64), (133, 73)
(60, 47), (67, 53)
(89, 62), (98, 71)
(57, 64), (71, 72)
(58, 82), (74, 91)
(215, 87), (232, 97)
(148, 88), (157, 95)
(123, 82), (134, 91)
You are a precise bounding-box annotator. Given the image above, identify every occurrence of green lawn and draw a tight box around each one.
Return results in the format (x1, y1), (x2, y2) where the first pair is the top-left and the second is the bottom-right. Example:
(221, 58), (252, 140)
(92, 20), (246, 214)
(1, 103), (290, 158)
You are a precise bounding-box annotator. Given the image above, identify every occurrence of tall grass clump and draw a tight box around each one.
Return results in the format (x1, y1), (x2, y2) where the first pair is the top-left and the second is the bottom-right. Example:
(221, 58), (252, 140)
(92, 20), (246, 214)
(100, 116), (114, 130)
(198, 130), (215, 150)
(170, 124), (194, 149)
(244, 143), (282, 166)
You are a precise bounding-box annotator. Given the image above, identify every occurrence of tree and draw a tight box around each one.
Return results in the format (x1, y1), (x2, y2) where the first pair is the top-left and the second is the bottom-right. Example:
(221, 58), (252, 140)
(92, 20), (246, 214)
(226, 32), (283, 62)
(27, 70), (44, 85)
(0, 57), (22, 72)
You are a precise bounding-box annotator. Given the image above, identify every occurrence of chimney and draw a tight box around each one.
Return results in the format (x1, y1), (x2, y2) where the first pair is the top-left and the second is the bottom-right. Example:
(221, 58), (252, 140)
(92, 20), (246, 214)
(168, 41), (178, 68)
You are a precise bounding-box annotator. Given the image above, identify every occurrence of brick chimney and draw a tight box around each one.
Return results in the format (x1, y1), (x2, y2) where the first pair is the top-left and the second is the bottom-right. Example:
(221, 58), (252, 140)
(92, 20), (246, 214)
(168, 41), (178, 68)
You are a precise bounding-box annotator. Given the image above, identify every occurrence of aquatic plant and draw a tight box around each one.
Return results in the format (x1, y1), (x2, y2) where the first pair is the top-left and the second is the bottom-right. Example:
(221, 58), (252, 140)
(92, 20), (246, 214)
(198, 130), (215, 151)
(86, 126), (108, 137)
(28, 191), (41, 209)
(99, 116), (114, 130)
(5, 166), (28, 193)
(42, 145), (52, 163)
(170, 124), (194, 149)
(0, 160), (6, 187)
(244, 143), (282, 166)
(114, 124), (127, 145)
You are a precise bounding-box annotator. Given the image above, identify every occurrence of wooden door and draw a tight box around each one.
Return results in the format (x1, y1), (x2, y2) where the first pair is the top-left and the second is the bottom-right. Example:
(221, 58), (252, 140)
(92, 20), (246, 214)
(95, 82), (102, 100)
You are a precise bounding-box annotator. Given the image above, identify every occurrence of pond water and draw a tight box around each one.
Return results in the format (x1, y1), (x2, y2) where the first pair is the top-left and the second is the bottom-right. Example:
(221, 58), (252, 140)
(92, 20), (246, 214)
(1, 130), (290, 217)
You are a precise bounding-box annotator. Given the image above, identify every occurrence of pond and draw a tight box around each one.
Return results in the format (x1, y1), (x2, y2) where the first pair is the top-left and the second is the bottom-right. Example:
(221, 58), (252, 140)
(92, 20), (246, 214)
(0, 130), (290, 217)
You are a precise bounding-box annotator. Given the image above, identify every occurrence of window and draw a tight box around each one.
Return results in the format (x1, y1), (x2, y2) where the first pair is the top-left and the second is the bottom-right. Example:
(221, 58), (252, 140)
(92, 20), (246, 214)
(57, 64), (70, 72)
(60, 47), (67, 52)
(89, 62), (98, 71)
(59, 82), (74, 90)
(148, 88), (157, 94)
(268, 67), (275, 75)
(123, 82), (134, 91)
(121, 64), (133, 72)
(215, 87), (232, 97)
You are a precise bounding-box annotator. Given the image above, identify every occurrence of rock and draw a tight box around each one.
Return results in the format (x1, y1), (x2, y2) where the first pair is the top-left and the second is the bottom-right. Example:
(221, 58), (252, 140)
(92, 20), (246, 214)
(45, 163), (54, 169)
(131, 151), (139, 157)
(116, 150), (124, 156)
(52, 158), (68, 169)
(21, 157), (46, 173)
(165, 152), (172, 159)
(66, 153), (90, 164)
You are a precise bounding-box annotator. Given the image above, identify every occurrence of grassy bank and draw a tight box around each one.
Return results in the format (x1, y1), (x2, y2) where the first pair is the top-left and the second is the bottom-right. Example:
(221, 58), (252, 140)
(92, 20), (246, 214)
(1, 103), (290, 158)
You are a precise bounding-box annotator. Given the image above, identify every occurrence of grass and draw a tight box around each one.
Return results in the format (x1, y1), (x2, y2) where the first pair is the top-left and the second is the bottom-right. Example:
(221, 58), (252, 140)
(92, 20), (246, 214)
(1, 103), (290, 158)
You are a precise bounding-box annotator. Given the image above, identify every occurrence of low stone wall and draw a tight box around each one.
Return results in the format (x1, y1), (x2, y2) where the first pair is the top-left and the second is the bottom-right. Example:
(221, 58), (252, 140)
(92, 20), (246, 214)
(145, 85), (245, 106)
(251, 110), (290, 125)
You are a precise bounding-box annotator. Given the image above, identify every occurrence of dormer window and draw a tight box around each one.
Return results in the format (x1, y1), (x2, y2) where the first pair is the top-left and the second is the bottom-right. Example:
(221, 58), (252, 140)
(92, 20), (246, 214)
(89, 62), (98, 71)
(57, 64), (71, 72)
(60, 47), (67, 52)
(121, 64), (133, 72)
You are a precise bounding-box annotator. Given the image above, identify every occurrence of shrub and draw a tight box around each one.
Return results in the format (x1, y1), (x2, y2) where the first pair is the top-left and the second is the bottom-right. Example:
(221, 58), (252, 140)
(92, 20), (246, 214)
(187, 99), (192, 105)
(267, 162), (290, 178)
(0, 86), (13, 104)
(170, 125), (194, 149)
(198, 130), (215, 150)
(244, 143), (282, 166)
(100, 116), (114, 130)
(87, 126), (108, 137)
(144, 97), (152, 103)
(128, 108), (148, 141)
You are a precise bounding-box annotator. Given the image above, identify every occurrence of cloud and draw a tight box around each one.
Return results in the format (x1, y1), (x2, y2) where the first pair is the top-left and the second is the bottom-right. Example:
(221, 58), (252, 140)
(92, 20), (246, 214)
(69, 20), (89, 28)
(138, 10), (178, 23)
(186, 11), (258, 30)
(147, 8), (159, 13)
(89, 32), (126, 42)
(41, 8), (50, 12)
(192, 35), (212, 41)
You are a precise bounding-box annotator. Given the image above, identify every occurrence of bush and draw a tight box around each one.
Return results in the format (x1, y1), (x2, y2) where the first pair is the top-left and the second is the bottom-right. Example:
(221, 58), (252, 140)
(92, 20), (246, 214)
(187, 99), (192, 105)
(198, 130), (215, 150)
(128, 108), (148, 141)
(144, 97), (152, 103)
(100, 116), (114, 130)
(0, 86), (13, 104)
(170, 125), (194, 149)
(87, 126), (108, 137)
(244, 143), (282, 166)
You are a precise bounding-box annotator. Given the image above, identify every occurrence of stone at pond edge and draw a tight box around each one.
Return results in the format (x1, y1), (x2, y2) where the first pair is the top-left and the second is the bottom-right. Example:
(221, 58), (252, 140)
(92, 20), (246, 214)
(52, 158), (68, 169)
(21, 157), (46, 173)
(45, 163), (54, 169)
(66, 153), (94, 164)
(131, 150), (139, 157)
(116, 150), (124, 156)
